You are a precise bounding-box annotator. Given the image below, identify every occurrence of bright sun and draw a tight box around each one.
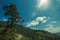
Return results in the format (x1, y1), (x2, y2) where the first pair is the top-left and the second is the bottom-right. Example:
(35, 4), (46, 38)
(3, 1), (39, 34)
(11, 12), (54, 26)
(37, 0), (50, 9)
(40, 0), (48, 5)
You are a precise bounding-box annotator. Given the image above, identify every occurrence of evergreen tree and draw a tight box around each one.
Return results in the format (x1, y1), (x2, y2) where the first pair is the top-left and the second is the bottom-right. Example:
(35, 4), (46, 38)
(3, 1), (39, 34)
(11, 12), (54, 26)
(1, 4), (22, 40)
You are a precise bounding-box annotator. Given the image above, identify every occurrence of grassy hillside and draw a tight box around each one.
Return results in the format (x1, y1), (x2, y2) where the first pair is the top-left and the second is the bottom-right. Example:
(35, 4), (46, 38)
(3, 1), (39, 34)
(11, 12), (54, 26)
(0, 21), (60, 40)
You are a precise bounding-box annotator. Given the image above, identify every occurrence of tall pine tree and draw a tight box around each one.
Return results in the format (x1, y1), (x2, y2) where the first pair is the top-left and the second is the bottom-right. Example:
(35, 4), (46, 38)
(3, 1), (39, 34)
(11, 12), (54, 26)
(1, 4), (22, 40)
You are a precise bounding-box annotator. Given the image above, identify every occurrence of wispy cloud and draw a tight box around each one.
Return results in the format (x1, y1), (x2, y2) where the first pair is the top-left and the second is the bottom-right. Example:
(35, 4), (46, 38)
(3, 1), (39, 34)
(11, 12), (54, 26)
(0, 18), (8, 21)
(26, 16), (47, 27)
(50, 21), (57, 24)
(43, 21), (60, 33)
(44, 24), (60, 33)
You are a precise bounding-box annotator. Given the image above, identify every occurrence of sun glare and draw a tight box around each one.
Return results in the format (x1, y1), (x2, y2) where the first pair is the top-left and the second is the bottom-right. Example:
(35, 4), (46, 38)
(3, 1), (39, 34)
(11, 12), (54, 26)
(40, 0), (48, 4)
(37, 0), (50, 10)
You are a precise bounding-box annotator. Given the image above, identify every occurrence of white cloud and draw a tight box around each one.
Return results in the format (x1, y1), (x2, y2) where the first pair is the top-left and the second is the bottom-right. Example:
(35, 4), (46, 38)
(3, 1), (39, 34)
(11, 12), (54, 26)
(42, 20), (47, 23)
(26, 16), (47, 27)
(36, 16), (46, 21)
(27, 20), (39, 27)
(44, 24), (60, 33)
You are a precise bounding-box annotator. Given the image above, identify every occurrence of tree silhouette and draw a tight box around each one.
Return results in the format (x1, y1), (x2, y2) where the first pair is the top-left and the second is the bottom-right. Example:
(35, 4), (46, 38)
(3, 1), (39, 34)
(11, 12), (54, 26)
(1, 4), (22, 40)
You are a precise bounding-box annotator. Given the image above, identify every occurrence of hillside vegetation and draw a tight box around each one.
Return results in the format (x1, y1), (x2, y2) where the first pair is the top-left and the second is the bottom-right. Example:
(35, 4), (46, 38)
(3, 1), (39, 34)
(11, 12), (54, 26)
(0, 21), (60, 40)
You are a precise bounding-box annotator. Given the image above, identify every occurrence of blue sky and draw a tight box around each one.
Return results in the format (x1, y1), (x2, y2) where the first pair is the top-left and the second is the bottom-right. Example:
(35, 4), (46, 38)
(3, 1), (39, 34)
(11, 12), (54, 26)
(0, 0), (60, 33)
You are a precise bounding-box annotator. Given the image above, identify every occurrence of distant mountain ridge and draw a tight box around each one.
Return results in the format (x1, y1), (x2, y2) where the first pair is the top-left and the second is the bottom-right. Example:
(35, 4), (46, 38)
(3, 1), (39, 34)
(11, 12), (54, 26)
(55, 32), (60, 36)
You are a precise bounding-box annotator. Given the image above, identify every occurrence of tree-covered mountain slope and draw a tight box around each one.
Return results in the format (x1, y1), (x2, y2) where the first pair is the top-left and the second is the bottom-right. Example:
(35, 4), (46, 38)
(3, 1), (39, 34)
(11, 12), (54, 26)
(0, 21), (60, 40)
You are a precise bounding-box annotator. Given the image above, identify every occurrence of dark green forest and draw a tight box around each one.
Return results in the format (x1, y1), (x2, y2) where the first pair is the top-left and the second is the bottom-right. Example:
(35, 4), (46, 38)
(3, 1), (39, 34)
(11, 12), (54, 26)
(0, 4), (60, 40)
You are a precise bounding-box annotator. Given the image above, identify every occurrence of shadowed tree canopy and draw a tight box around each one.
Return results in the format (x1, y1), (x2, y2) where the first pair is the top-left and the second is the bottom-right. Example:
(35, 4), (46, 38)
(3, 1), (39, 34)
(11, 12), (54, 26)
(3, 4), (21, 24)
